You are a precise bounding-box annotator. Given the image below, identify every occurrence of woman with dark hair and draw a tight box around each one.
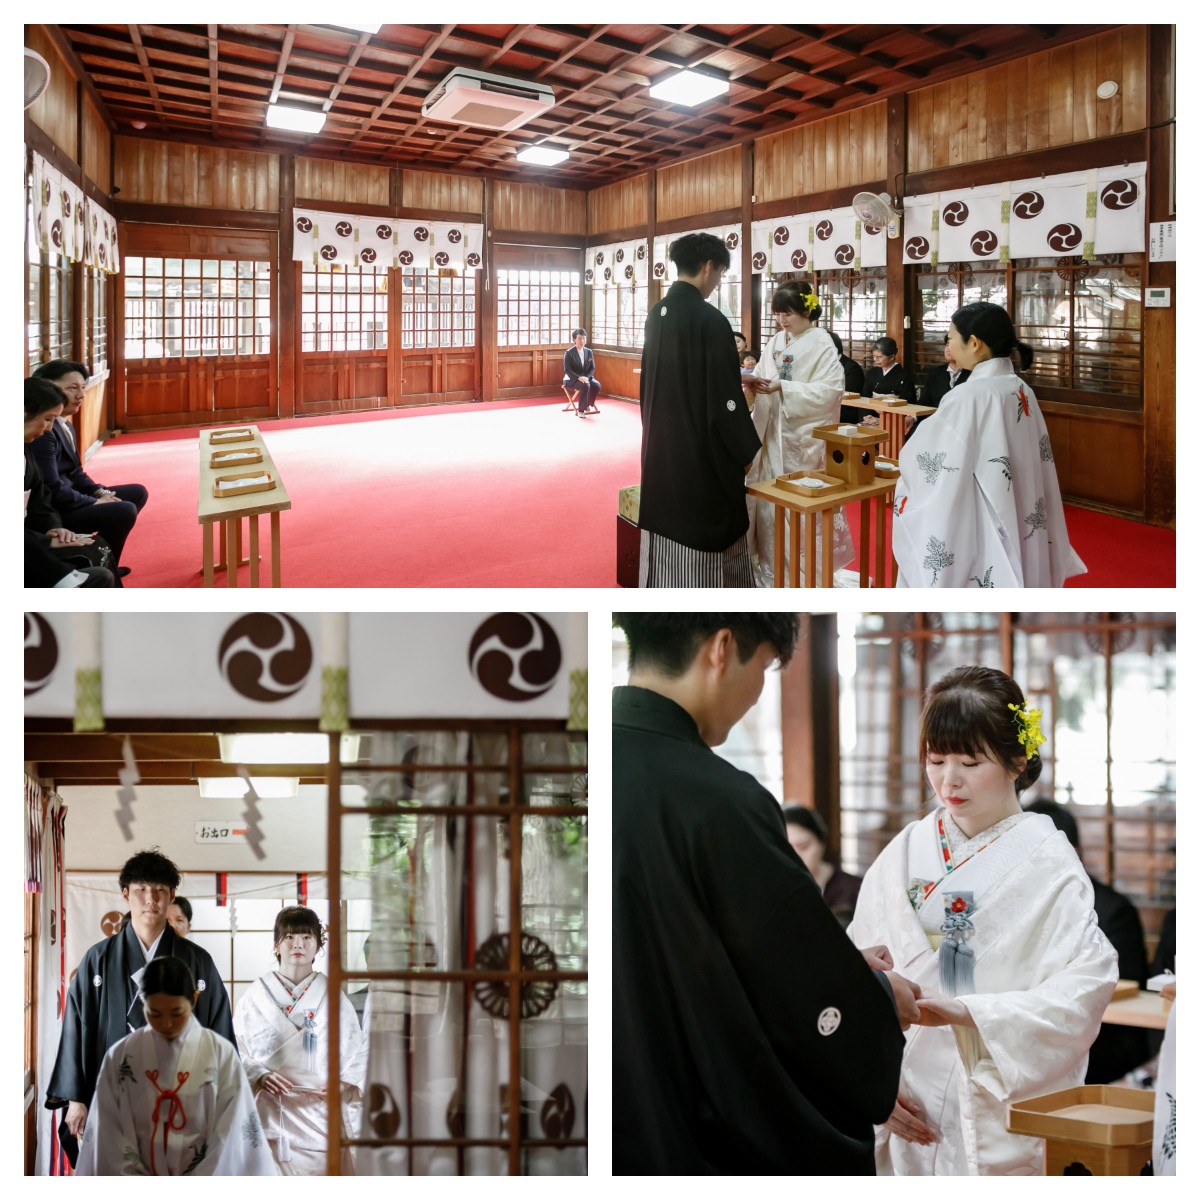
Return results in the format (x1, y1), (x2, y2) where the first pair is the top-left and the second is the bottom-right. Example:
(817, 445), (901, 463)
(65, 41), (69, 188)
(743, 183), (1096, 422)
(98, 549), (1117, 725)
(893, 301), (1084, 587)
(24, 377), (115, 586)
(782, 805), (863, 927)
(746, 280), (852, 585)
(77, 957), (277, 1175)
(233, 906), (366, 1175)
(849, 667), (1117, 1175)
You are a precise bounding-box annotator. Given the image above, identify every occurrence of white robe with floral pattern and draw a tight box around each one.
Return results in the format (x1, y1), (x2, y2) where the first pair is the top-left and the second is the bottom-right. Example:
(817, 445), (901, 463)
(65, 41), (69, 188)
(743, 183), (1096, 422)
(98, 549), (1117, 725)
(848, 809), (1117, 1175)
(893, 357), (1086, 587)
(746, 325), (853, 585)
(76, 1017), (277, 1176)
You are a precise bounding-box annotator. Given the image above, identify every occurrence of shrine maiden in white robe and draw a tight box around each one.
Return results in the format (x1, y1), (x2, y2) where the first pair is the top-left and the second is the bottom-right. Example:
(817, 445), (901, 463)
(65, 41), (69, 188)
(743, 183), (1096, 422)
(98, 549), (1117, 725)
(746, 325), (853, 586)
(849, 809), (1117, 1175)
(76, 1016), (277, 1175)
(234, 971), (367, 1175)
(892, 357), (1085, 587)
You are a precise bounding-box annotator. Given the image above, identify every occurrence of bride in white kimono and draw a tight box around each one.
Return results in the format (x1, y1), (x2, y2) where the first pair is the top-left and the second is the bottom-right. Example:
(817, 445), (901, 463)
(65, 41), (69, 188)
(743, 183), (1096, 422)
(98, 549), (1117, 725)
(849, 666), (1117, 1175)
(892, 301), (1086, 587)
(234, 906), (367, 1175)
(746, 281), (853, 586)
(77, 957), (277, 1175)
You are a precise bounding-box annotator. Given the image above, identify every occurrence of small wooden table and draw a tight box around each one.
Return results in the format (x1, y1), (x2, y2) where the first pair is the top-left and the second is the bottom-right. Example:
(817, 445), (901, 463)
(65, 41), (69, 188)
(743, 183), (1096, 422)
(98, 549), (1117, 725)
(745, 474), (898, 587)
(1101, 989), (1173, 1031)
(198, 426), (291, 587)
(842, 396), (936, 456)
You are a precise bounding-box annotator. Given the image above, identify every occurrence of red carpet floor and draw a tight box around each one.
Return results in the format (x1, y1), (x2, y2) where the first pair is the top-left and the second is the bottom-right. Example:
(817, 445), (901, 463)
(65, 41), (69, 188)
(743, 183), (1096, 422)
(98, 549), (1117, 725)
(92, 395), (1173, 588)
(102, 396), (644, 587)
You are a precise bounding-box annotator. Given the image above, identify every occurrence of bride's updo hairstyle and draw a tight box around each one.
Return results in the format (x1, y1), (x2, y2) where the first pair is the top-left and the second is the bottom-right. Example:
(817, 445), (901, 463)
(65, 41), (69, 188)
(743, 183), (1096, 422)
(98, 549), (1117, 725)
(918, 665), (1043, 794)
(772, 280), (821, 322)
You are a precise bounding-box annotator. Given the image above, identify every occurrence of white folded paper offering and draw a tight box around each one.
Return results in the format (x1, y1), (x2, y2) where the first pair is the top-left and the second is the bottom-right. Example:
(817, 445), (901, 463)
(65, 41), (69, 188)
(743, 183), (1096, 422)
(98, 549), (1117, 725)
(780, 476), (834, 489)
(215, 451), (258, 462)
(218, 473), (271, 488)
(876, 462), (899, 472)
(837, 424), (858, 435)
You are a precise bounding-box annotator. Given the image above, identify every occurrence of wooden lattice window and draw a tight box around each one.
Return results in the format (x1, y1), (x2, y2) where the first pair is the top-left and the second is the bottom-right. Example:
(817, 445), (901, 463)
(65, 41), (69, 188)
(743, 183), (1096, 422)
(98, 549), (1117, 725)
(301, 266), (388, 353)
(82, 267), (108, 376)
(497, 268), (579, 348)
(402, 268), (476, 350)
(123, 256), (271, 359)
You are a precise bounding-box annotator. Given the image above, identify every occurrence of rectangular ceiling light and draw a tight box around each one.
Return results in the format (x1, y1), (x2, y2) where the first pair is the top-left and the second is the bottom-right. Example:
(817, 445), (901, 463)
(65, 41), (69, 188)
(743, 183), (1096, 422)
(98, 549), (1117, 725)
(648, 69), (729, 107)
(217, 733), (359, 764)
(198, 776), (299, 799)
(265, 103), (326, 134)
(516, 145), (570, 166)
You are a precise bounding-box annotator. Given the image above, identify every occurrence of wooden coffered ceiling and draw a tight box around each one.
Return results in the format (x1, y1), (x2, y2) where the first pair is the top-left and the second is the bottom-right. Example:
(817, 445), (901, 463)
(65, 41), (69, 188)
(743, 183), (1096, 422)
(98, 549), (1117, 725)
(52, 24), (1121, 187)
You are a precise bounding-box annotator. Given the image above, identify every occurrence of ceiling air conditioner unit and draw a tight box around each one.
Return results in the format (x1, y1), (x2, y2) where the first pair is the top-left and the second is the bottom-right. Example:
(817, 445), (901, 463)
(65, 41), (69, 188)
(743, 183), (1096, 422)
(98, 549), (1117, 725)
(422, 68), (554, 132)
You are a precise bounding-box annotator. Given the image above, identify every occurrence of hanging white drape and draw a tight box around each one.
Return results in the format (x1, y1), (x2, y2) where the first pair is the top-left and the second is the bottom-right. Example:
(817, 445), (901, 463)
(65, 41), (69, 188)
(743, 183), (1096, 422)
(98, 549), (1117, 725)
(292, 209), (483, 272)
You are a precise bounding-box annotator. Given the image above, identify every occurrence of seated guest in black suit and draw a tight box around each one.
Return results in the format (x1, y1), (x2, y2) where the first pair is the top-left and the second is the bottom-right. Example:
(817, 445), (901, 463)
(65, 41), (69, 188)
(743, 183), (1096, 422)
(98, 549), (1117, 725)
(563, 328), (600, 415)
(30, 359), (148, 568)
(863, 336), (915, 401)
(24, 378), (115, 587)
(830, 332), (867, 424)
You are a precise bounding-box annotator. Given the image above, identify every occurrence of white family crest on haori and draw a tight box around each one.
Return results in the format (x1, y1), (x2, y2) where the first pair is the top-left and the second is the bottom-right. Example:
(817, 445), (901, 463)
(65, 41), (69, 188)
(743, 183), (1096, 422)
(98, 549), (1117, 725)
(76, 1017), (278, 1176)
(892, 358), (1085, 587)
(848, 808), (1117, 1175)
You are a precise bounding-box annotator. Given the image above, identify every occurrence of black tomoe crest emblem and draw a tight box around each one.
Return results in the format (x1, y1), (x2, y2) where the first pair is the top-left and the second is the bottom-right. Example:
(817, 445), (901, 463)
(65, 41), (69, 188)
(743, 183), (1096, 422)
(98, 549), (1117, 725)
(218, 614), (313, 702)
(468, 613), (561, 701)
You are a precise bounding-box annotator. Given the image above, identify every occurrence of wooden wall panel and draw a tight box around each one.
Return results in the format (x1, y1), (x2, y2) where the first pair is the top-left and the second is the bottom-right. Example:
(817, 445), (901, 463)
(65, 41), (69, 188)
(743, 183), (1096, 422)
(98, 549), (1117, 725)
(25, 27), (77, 160)
(493, 181), (586, 234)
(594, 353), (641, 403)
(1044, 410), (1144, 515)
(658, 147), (741, 223)
(402, 170), (484, 214)
(295, 157), (389, 207)
(753, 103), (887, 203)
(906, 28), (1148, 172)
(114, 138), (279, 210)
(82, 95), (110, 194)
(588, 174), (648, 237)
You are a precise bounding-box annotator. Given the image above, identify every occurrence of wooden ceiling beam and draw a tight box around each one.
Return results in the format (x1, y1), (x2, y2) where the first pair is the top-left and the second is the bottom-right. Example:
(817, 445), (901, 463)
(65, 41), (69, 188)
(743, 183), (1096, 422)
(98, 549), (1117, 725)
(126, 24), (170, 135)
(25, 733), (221, 761)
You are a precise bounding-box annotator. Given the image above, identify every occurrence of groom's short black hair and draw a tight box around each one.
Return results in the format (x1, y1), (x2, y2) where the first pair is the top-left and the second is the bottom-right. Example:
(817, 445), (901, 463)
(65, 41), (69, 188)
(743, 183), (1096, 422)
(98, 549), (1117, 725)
(119, 848), (181, 891)
(613, 613), (799, 677)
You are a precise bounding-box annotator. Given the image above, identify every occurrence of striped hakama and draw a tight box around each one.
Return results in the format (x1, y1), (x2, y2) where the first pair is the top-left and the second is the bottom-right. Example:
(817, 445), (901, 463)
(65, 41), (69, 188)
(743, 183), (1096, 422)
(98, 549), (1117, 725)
(638, 529), (755, 587)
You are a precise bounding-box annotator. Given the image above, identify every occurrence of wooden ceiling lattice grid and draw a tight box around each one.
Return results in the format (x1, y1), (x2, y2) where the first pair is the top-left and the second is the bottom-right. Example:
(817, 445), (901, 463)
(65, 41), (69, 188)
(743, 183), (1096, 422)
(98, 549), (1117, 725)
(57, 23), (1115, 186)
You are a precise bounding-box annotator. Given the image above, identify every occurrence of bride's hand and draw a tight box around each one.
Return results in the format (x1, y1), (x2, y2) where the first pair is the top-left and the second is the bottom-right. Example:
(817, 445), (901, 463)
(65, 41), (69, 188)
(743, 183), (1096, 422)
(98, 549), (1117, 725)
(884, 1095), (938, 1145)
(915, 996), (974, 1028)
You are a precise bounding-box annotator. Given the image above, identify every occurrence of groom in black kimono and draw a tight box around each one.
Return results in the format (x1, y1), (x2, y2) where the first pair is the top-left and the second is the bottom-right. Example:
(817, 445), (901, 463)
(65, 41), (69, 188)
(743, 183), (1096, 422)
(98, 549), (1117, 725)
(45, 848), (234, 1166)
(614, 614), (915, 1174)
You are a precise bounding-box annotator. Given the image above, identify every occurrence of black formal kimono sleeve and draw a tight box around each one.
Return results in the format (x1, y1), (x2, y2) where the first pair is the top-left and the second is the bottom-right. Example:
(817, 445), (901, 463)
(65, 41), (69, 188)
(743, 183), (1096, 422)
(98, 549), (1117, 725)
(45, 951), (100, 1109)
(704, 318), (760, 471)
(695, 787), (904, 1126)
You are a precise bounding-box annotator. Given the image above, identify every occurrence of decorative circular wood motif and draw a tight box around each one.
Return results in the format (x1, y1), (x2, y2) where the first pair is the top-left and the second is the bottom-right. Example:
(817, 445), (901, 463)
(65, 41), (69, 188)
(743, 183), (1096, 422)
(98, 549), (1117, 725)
(1084, 613), (1136, 654)
(472, 931), (558, 1018)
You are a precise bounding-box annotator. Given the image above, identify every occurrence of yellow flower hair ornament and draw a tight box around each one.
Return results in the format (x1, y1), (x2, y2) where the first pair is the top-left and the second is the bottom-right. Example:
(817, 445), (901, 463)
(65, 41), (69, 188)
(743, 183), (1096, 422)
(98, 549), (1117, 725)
(1008, 702), (1046, 758)
(802, 291), (820, 314)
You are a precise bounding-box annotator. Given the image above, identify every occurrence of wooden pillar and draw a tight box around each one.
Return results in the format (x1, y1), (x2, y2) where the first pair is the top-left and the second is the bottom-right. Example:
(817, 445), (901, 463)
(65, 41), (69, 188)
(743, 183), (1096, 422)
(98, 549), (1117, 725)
(780, 614), (841, 859)
(480, 178), (497, 402)
(741, 142), (754, 341)
(277, 153), (295, 419)
(646, 169), (658, 310)
(1144, 24), (1175, 527)
(885, 93), (908, 357)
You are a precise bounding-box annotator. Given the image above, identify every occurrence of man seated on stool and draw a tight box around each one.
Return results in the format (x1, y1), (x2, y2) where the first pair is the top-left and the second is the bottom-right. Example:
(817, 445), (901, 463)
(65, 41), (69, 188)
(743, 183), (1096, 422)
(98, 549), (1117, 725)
(864, 336), (916, 402)
(564, 328), (600, 415)
(30, 359), (148, 574)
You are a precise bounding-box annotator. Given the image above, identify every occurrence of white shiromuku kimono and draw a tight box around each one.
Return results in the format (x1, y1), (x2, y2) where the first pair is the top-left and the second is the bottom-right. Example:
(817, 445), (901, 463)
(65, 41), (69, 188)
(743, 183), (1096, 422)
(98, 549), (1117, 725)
(893, 357), (1086, 587)
(849, 808), (1118, 1176)
(746, 325), (853, 586)
(234, 971), (368, 1175)
(76, 1016), (277, 1176)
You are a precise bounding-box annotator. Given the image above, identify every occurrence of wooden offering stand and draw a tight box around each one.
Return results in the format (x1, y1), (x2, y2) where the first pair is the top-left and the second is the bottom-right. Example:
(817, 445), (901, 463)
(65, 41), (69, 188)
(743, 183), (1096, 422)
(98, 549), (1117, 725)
(1008, 1085), (1154, 1175)
(212, 470), (277, 499)
(209, 447), (264, 468)
(812, 423), (890, 484)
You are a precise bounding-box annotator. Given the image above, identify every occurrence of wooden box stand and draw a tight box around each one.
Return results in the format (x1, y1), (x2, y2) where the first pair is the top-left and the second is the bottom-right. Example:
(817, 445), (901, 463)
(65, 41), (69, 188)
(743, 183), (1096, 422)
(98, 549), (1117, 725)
(1007, 1085), (1154, 1175)
(210, 447), (264, 468)
(813, 423), (890, 485)
(209, 427), (254, 444)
